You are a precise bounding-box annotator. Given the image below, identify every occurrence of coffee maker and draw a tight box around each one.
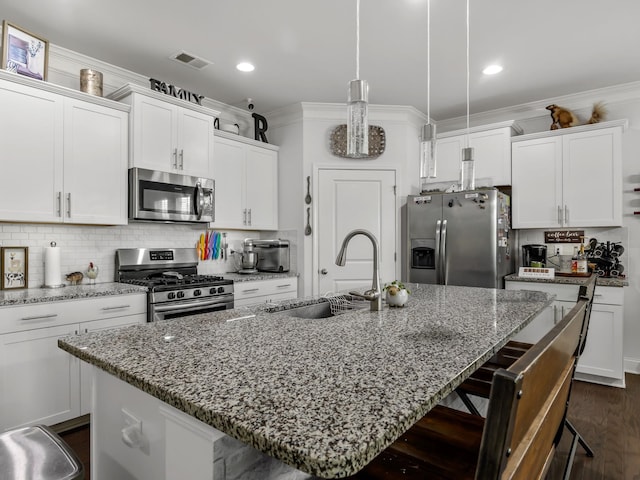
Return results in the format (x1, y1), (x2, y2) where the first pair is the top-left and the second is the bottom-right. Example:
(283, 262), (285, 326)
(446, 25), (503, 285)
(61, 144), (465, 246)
(522, 244), (547, 268)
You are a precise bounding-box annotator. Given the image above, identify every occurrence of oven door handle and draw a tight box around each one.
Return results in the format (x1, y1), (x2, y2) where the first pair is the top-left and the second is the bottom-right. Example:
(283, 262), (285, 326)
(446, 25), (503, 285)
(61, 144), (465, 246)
(153, 297), (232, 314)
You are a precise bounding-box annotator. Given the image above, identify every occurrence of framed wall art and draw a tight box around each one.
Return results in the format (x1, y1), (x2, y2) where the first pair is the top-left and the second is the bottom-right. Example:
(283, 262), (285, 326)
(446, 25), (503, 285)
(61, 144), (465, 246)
(1, 20), (49, 81)
(1, 246), (29, 290)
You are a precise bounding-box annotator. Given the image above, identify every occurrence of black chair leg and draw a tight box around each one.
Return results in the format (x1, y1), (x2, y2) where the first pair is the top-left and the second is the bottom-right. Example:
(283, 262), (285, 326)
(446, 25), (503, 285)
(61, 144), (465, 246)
(563, 418), (595, 480)
(455, 389), (482, 417)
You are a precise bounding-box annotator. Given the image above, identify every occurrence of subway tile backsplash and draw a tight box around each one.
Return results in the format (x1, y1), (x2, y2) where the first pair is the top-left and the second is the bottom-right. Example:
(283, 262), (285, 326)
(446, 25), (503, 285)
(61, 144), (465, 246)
(0, 223), (296, 288)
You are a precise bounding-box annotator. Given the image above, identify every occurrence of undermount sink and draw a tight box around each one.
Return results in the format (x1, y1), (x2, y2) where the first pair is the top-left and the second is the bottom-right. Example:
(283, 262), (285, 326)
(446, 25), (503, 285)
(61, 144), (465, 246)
(285, 302), (334, 319)
(284, 297), (369, 319)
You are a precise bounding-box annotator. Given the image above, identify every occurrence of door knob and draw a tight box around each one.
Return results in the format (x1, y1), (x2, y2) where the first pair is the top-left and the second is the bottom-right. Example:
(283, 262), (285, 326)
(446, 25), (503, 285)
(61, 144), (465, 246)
(320, 268), (328, 275)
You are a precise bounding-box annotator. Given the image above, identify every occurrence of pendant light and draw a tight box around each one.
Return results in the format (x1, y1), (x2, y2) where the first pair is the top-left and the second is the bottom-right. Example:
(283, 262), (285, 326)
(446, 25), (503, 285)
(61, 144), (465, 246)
(420, 0), (437, 193)
(346, 0), (369, 158)
(460, 0), (475, 191)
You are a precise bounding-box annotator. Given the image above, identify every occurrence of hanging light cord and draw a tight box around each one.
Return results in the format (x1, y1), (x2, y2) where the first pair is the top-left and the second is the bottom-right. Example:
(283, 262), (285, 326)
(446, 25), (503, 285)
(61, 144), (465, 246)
(356, 0), (361, 80)
(465, 0), (470, 146)
(427, 0), (431, 122)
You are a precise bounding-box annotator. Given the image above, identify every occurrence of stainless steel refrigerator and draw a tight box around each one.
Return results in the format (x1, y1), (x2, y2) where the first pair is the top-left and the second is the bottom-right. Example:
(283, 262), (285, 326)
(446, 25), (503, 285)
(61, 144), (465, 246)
(406, 189), (514, 288)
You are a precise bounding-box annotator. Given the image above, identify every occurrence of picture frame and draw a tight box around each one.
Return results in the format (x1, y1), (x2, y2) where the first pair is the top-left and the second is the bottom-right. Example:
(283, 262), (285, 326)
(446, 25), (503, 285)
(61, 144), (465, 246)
(1, 246), (29, 290)
(1, 20), (49, 81)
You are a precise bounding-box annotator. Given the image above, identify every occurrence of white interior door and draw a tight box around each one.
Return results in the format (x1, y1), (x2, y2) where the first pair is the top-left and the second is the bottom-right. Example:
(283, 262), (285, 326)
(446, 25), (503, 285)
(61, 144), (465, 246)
(317, 169), (396, 294)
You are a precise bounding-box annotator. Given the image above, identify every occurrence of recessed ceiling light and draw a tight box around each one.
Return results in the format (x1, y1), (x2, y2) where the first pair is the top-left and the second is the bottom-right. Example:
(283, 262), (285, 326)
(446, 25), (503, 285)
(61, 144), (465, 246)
(236, 62), (255, 72)
(482, 64), (503, 75)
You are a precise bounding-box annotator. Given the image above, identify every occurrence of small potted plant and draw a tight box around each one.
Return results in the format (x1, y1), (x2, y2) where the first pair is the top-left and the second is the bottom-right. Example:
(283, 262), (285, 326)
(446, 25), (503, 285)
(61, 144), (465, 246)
(383, 280), (411, 307)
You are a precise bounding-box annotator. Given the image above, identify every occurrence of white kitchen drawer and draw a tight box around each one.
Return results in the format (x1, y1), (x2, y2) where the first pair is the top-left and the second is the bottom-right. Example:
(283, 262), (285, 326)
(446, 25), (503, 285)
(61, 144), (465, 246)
(592, 286), (623, 305)
(0, 293), (147, 334)
(505, 281), (578, 302)
(234, 278), (297, 300)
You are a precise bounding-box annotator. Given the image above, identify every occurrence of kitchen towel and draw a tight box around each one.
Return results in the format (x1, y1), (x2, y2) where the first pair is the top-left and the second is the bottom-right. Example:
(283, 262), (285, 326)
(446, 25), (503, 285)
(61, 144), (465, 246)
(43, 242), (63, 287)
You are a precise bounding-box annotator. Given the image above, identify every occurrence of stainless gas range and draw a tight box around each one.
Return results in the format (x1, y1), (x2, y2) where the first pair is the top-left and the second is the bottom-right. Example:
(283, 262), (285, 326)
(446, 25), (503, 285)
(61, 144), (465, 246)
(116, 248), (234, 322)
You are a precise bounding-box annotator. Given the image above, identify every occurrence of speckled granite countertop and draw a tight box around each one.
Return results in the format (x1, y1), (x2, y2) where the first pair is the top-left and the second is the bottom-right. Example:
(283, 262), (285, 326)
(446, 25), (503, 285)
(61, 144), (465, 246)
(58, 284), (553, 478)
(0, 282), (148, 307)
(505, 273), (627, 287)
(224, 271), (298, 283)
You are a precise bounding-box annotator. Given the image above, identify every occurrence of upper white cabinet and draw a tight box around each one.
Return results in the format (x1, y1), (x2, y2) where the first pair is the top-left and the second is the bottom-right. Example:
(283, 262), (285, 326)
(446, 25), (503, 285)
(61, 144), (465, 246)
(0, 72), (129, 225)
(110, 84), (216, 179)
(512, 121), (625, 229)
(429, 121), (522, 187)
(212, 132), (279, 230)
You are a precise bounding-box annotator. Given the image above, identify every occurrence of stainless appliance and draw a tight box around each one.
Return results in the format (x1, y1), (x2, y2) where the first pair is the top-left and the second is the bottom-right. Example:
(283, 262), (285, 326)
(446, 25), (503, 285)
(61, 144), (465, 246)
(407, 189), (513, 288)
(116, 248), (233, 322)
(129, 168), (214, 223)
(522, 244), (547, 267)
(253, 239), (290, 273)
(238, 239), (258, 274)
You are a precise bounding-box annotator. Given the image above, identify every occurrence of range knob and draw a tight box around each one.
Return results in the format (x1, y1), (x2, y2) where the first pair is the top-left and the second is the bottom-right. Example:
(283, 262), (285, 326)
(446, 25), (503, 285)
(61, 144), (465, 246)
(217, 286), (225, 294)
(193, 289), (201, 297)
(209, 287), (217, 295)
(176, 291), (185, 299)
(167, 292), (176, 300)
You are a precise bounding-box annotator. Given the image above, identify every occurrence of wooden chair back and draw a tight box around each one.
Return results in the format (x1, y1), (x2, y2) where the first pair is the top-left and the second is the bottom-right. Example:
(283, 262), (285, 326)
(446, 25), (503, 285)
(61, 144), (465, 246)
(576, 275), (597, 357)
(475, 297), (589, 479)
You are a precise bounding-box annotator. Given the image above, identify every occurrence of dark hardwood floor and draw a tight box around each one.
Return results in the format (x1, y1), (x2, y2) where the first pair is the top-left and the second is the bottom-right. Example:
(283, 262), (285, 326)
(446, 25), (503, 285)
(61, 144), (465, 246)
(58, 374), (640, 480)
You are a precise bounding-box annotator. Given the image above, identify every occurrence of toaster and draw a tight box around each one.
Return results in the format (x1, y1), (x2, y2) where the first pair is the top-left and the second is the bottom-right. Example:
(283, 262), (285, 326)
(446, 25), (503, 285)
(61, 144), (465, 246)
(253, 239), (290, 273)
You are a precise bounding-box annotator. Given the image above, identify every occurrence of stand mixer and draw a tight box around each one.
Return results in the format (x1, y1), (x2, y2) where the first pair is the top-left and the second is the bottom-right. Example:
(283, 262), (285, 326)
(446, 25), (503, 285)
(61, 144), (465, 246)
(236, 239), (258, 274)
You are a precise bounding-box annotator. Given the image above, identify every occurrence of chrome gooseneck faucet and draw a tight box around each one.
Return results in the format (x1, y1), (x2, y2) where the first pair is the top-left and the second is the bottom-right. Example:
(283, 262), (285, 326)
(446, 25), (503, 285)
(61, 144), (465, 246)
(335, 229), (382, 311)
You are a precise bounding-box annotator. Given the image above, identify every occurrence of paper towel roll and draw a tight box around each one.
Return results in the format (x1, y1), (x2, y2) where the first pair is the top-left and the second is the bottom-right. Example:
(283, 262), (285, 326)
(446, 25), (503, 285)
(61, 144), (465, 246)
(44, 244), (62, 287)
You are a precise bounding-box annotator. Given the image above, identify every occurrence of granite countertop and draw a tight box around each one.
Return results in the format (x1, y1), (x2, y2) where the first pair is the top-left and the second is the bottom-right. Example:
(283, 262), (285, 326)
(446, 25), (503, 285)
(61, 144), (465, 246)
(223, 271), (298, 283)
(58, 284), (553, 478)
(505, 273), (627, 287)
(0, 282), (148, 307)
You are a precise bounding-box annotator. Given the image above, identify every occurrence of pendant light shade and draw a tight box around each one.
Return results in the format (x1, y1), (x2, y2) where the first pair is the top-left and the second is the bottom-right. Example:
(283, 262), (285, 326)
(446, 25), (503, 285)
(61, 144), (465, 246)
(346, 0), (369, 158)
(347, 78), (369, 157)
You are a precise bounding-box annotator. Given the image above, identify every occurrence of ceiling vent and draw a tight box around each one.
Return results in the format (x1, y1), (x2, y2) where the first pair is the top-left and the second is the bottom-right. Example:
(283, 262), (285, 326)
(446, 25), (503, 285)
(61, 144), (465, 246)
(169, 51), (212, 70)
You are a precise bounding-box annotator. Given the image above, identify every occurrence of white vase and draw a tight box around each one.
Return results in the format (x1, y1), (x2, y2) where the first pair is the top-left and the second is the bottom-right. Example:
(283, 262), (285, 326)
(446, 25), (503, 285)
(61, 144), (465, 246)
(385, 288), (409, 307)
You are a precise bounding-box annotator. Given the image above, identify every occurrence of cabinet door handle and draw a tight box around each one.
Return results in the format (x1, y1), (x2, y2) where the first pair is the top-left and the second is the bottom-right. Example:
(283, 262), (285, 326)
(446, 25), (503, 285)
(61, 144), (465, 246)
(564, 205), (569, 225)
(248, 208), (252, 225)
(557, 206), (562, 225)
(172, 148), (178, 169)
(241, 288), (260, 293)
(21, 314), (58, 321)
(66, 193), (72, 217)
(101, 305), (131, 311)
(179, 149), (184, 170)
(277, 284), (292, 288)
(57, 192), (62, 217)
(243, 209), (247, 225)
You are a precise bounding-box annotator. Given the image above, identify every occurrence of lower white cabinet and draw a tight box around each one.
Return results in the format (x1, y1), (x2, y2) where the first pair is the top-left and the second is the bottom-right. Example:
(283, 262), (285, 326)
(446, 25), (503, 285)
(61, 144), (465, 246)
(506, 280), (625, 387)
(234, 278), (298, 308)
(0, 293), (146, 431)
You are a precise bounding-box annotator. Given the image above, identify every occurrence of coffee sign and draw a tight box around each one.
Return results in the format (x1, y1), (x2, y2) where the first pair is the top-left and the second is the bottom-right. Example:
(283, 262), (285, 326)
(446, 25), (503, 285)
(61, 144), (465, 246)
(544, 230), (584, 243)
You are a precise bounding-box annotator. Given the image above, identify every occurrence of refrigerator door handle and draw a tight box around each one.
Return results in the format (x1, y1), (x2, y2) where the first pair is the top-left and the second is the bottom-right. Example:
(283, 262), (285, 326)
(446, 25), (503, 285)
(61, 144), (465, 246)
(440, 219), (448, 285)
(435, 220), (442, 284)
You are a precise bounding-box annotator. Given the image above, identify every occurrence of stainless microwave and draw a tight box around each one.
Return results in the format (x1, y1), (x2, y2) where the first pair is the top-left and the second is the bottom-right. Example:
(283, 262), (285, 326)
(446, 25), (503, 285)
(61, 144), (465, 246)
(129, 168), (214, 223)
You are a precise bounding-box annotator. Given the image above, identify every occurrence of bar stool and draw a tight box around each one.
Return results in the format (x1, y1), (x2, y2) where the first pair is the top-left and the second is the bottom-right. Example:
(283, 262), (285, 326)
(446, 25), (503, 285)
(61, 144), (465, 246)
(0, 425), (84, 480)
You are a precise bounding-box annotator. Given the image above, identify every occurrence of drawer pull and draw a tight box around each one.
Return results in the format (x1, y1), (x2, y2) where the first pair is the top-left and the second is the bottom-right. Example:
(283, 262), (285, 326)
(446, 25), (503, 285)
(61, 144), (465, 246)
(21, 314), (58, 321)
(277, 284), (292, 288)
(241, 288), (260, 293)
(101, 305), (131, 311)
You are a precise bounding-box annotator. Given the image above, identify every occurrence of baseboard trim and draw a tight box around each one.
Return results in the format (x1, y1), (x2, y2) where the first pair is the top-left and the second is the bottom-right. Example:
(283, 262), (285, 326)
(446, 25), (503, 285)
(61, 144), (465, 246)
(50, 414), (90, 433)
(624, 357), (640, 374)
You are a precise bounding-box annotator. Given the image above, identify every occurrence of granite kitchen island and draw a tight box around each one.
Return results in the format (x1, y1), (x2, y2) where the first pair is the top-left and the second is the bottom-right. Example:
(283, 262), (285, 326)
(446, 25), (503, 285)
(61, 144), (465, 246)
(58, 284), (554, 479)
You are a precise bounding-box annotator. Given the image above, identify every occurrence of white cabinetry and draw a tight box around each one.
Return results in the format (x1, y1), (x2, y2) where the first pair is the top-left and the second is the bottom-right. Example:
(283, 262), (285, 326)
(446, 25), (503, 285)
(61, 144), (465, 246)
(505, 279), (625, 387)
(511, 121), (624, 229)
(429, 121), (521, 187)
(0, 72), (129, 225)
(212, 132), (279, 230)
(0, 293), (146, 431)
(110, 84), (216, 178)
(234, 278), (297, 307)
